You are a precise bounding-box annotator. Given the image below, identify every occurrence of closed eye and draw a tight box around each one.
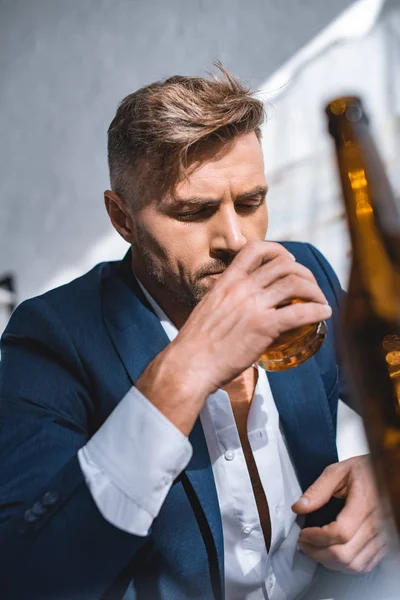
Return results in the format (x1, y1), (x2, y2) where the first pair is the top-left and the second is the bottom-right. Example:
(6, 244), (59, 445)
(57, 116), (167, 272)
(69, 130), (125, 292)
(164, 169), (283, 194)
(174, 206), (217, 221)
(173, 196), (265, 221)
(236, 199), (264, 212)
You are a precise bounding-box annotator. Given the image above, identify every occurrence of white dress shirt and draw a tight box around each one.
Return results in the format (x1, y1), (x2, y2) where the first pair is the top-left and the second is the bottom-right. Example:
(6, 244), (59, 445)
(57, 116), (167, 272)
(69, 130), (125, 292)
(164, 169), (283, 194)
(78, 283), (317, 600)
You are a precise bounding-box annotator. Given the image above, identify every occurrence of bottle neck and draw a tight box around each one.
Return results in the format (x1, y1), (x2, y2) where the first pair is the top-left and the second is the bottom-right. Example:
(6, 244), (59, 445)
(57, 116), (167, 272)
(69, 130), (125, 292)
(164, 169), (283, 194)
(334, 127), (400, 320)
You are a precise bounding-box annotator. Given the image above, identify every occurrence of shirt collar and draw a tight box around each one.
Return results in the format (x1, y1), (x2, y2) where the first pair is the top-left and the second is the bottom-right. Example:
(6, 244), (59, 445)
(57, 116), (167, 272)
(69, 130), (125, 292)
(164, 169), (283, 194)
(135, 276), (179, 343)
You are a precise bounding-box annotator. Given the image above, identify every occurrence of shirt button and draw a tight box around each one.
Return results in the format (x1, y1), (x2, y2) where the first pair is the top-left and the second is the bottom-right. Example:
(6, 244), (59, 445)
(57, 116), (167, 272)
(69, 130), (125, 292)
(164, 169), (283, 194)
(267, 574), (276, 591)
(24, 509), (39, 523)
(242, 525), (252, 536)
(224, 450), (235, 461)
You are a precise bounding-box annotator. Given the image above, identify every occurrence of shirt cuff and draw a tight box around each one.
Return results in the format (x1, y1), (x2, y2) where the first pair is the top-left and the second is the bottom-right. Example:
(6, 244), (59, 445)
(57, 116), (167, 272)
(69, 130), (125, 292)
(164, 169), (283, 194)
(78, 386), (193, 534)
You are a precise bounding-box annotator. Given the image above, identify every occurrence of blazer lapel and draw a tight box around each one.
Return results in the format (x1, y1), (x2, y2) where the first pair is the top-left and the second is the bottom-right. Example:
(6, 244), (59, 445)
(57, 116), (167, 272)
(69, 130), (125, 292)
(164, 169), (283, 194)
(267, 357), (344, 526)
(185, 419), (225, 599)
(102, 251), (224, 594)
(267, 357), (339, 492)
(102, 252), (171, 383)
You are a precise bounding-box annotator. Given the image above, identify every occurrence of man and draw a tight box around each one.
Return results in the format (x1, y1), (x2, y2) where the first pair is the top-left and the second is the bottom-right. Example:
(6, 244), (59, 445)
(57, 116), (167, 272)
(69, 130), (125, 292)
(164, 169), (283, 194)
(0, 66), (386, 599)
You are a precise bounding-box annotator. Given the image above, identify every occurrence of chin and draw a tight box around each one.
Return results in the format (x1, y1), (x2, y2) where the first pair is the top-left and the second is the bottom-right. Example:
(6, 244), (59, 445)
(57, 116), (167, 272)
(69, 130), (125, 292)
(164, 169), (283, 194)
(200, 280), (216, 297)
(191, 281), (214, 304)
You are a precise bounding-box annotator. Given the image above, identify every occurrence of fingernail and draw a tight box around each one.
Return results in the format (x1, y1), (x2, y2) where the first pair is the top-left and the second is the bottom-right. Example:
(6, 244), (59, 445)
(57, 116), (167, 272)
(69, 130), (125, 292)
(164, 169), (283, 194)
(290, 253), (296, 261)
(296, 496), (309, 507)
(323, 305), (332, 316)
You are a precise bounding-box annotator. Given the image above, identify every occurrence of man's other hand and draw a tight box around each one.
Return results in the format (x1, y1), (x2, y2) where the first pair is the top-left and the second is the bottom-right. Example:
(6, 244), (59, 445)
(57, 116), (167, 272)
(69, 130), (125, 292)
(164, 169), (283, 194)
(292, 456), (386, 573)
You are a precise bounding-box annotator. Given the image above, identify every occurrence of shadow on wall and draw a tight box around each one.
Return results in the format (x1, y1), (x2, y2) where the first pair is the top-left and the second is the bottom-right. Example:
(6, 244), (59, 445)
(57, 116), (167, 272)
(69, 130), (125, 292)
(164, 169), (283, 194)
(0, 275), (16, 336)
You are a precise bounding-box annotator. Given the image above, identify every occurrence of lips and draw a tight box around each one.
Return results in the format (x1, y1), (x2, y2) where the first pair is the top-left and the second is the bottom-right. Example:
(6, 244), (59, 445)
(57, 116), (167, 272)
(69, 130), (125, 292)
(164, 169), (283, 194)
(199, 268), (227, 279)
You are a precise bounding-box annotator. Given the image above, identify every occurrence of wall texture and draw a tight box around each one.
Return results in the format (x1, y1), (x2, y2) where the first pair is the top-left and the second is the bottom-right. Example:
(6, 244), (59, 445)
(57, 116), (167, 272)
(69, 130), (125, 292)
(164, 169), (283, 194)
(260, 0), (399, 286)
(0, 0), (353, 301)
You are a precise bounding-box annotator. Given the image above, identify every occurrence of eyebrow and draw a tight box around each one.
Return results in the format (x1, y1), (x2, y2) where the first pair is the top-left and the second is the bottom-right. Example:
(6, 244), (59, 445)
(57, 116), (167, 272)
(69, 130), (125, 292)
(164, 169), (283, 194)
(170, 185), (268, 207)
(236, 185), (268, 201)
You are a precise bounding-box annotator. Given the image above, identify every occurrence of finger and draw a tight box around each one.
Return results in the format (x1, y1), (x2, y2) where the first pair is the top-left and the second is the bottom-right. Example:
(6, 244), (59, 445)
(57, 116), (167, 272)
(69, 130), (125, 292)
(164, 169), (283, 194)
(362, 545), (387, 573)
(298, 533), (384, 574)
(348, 535), (386, 573)
(252, 255), (322, 290)
(299, 508), (380, 549)
(298, 539), (357, 574)
(299, 514), (384, 574)
(270, 301), (332, 333)
(298, 539), (329, 566)
(292, 462), (349, 515)
(298, 525), (334, 548)
(261, 275), (329, 310)
(331, 471), (377, 538)
(225, 241), (294, 281)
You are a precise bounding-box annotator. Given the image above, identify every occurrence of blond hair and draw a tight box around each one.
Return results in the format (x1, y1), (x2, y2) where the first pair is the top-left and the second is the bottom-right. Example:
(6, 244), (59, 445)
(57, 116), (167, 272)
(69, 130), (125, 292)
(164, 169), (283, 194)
(107, 63), (264, 207)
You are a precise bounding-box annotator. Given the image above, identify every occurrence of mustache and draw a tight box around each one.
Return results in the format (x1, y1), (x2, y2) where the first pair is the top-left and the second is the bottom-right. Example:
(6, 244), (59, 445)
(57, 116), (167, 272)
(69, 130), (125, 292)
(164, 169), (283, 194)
(196, 257), (236, 279)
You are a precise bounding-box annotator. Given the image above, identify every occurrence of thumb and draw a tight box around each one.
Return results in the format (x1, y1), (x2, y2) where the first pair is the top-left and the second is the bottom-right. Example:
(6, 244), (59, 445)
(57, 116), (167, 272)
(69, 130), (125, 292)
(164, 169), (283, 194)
(291, 465), (345, 515)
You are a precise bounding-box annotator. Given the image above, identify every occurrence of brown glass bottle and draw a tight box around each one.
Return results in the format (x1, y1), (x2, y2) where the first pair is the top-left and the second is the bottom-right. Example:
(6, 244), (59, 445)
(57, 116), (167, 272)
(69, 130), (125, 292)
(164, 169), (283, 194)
(326, 96), (400, 538)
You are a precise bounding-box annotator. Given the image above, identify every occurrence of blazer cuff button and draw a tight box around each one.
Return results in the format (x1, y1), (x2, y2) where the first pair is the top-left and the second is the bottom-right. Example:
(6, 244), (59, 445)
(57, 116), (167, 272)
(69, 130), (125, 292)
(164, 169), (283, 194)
(41, 490), (60, 507)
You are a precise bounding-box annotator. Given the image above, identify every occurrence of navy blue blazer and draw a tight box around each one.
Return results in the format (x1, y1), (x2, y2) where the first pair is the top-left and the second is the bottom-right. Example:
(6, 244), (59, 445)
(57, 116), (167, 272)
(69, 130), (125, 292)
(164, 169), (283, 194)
(0, 242), (351, 600)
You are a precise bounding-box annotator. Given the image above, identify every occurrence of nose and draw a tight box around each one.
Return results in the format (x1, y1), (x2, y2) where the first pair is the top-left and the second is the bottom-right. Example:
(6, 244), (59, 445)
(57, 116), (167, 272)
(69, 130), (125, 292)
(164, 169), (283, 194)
(210, 206), (247, 257)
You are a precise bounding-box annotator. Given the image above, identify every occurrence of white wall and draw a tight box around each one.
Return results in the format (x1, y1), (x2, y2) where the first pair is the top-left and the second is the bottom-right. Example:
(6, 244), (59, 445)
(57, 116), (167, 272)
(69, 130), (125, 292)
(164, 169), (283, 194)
(0, 0), (354, 304)
(258, 0), (400, 461)
(259, 0), (400, 287)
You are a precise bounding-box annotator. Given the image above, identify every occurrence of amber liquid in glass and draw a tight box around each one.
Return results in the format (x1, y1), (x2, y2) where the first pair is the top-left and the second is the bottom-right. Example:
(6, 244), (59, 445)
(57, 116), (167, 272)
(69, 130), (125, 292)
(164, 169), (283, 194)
(258, 300), (327, 372)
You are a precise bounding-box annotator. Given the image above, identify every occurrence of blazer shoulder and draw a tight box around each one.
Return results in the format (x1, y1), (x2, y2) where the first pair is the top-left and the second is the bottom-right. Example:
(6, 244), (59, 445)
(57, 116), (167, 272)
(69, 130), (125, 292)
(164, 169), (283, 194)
(279, 241), (343, 307)
(1, 259), (121, 384)
(40, 259), (114, 310)
(0, 259), (122, 425)
(7, 258), (120, 333)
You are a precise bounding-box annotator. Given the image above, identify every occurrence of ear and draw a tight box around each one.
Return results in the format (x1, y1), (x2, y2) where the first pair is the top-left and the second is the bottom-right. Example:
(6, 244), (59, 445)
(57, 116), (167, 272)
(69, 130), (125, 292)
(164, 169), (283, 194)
(104, 190), (135, 243)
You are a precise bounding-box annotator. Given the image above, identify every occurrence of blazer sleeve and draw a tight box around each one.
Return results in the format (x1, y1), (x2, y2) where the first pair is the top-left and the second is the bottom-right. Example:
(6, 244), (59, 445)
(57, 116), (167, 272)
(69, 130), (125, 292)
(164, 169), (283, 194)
(305, 243), (358, 413)
(0, 297), (148, 599)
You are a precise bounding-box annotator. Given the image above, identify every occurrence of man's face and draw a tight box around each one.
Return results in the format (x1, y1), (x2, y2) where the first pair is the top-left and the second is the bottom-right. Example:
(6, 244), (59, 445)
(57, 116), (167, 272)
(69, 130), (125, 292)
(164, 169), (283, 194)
(130, 132), (269, 309)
